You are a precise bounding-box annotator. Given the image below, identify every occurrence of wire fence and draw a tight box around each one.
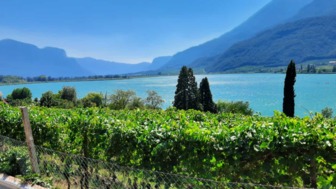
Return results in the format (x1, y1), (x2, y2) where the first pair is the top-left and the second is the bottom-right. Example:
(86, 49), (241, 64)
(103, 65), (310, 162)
(0, 134), (314, 189)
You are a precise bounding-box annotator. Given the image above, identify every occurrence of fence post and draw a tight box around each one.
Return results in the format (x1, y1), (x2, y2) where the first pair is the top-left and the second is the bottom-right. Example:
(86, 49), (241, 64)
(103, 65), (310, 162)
(20, 107), (40, 174)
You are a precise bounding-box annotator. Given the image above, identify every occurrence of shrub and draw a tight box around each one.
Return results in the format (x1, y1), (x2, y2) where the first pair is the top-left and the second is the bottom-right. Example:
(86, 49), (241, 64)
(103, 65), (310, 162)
(217, 100), (253, 115)
(321, 107), (333, 118)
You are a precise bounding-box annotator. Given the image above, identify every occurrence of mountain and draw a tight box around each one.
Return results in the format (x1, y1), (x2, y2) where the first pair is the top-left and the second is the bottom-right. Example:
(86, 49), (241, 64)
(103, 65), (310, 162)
(76, 58), (151, 75)
(291, 0), (336, 20)
(77, 56), (171, 75)
(0, 39), (91, 77)
(150, 56), (172, 70)
(0, 38), (173, 77)
(201, 16), (336, 72)
(158, 0), (313, 73)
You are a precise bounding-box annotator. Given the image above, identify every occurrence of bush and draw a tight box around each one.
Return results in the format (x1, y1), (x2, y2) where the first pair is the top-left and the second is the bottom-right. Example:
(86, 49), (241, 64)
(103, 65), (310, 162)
(321, 107), (333, 118)
(128, 97), (144, 110)
(59, 86), (77, 103)
(0, 147), (30, 176)
(145, 90), (164, 109)
(11, 87), (32, 100)
(40, 91), (58, 107)
(6, 87), (32, 106)
(217, 100), (253, 115)
(80, 92), (103, 108)
(109, 90), (136, 110)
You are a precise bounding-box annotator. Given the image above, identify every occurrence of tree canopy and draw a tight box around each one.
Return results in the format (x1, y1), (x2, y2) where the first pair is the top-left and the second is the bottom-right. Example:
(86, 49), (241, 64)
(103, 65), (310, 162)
(199, 77), (217, 113)
(173, 66), (200, 110)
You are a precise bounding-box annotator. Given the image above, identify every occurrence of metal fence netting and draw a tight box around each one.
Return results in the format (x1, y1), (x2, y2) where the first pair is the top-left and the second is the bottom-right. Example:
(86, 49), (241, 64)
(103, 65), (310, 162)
(0, 135), (314, 189)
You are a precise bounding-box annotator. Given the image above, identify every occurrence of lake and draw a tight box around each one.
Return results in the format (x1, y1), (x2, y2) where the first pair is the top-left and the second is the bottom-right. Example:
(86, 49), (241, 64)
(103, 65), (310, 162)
(0, 74), (335, 117)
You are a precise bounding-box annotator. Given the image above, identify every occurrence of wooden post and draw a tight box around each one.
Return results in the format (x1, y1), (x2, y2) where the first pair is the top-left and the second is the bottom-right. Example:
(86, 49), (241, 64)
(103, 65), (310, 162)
(20, 107), (40, 174)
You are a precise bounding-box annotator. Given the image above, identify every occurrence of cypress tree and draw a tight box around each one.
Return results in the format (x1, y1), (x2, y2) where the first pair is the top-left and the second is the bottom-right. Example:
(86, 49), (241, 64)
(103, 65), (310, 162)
(173, 66), (200, 110)
(283, 60), (296, 117)
(187, 68), (200, 110)
(199, 77), (217, 113)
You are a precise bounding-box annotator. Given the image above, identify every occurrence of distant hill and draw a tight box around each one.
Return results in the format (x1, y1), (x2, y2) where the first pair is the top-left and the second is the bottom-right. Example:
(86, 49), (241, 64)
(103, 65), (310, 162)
(201, 16), (336, 72)
(0, 39), (172, 77)
(0, 39), (92, 77)
(291, 0), (336, 20)
(76, 58), (151, 75)
(157, 0), (313, 73)
(77, 56), (171, 75)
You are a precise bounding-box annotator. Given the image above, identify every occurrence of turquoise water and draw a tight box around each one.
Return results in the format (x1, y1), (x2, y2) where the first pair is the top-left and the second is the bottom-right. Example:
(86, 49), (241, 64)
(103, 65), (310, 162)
(0, 74), (335, 117)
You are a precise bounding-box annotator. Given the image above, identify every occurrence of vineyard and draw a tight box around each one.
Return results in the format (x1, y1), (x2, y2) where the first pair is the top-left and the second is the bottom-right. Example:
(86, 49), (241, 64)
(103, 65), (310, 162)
(0, 102), (336, 188)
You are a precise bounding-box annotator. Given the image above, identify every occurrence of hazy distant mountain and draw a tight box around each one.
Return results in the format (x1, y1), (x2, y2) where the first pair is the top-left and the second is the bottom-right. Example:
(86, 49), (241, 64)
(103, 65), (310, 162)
(76, 58), (151, 75)
(291, 0), (336, 20)
(201, 16), (336, 72)
(158, 0), (313, 73)
(0, 38), (173, 77)
(77, 56), (171, 75)
(150, 56), (172, 70)
(0, 39), (91, 77)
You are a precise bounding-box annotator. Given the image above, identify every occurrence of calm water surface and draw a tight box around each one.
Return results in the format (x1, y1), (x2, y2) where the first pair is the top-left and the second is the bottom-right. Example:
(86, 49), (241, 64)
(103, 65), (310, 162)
(0, 74), (335, 117)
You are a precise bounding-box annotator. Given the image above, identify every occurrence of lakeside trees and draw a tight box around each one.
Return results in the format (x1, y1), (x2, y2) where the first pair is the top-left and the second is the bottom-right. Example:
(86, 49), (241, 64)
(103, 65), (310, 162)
(199, 77), (217, 113)
(283, 60), (296, 117)
(145, 90), (165, 109)
(173, 66), (200, 110)
(6, 87), (32, 106)
(173, 66), (253, 115)
(5, 86), (165, 110)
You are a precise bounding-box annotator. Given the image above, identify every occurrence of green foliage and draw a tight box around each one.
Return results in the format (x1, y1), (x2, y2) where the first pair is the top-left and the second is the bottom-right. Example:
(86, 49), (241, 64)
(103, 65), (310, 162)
(1, 103), (336, 187)
(59, 86), (77, 103)
(145, 90), (164, 109)
(18, 173), (52, 188)
(0, 75), (26, 84)
(11, 87), (32, 100)
(5, 87), (32, 106)
(173, 66), (200, 110)
(216, 100), (253, 115)
(0, 146), (30, 176)
(40, 91), (58, 107)
(80, 92), (103, 107)
(109, 90), (136, 110)
(199, 77), (217, 113)
(321, 107), (333, 118)
(128, 97), (145, 110)
(283, 60), (296, 117)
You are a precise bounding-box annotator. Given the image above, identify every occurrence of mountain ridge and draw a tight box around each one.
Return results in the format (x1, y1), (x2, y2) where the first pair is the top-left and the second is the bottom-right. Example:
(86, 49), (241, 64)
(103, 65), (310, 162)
(0, 39), (92, 77)
(201, 15), (336, 72)
(0, 39), (172, 77)
(157, 0), (313, 73)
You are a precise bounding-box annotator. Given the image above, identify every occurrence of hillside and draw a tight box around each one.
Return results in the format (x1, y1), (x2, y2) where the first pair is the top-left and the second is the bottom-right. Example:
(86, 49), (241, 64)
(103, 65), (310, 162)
(201, 16), (336, 72)
(76, 58), (151, 75)
(291, 0), (336, 20)
(77, 56), (171, 75)
(0, 39), (91, 77)
(157, 0), (312, 73)
(0, 39), (173, 77)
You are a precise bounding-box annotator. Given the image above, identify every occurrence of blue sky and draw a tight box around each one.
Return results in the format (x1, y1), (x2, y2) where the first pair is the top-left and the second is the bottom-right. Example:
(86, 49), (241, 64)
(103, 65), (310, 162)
(0, 0), (271, 63)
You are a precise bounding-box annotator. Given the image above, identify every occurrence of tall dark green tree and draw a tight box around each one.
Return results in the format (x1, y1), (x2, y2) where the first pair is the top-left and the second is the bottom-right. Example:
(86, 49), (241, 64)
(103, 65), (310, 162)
(187, 67), (200, 110)
(173, 66), (200, 110)
(283, 60), (296, 117)
(199, 77), (217, 113)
